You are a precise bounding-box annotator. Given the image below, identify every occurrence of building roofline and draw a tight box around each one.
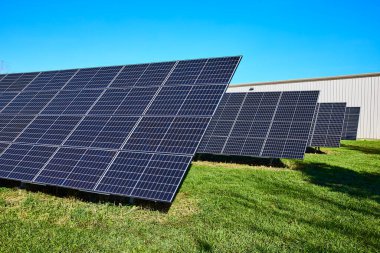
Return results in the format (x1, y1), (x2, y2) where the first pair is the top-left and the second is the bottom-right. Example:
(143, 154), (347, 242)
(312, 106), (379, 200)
(230, 72), (380, 88)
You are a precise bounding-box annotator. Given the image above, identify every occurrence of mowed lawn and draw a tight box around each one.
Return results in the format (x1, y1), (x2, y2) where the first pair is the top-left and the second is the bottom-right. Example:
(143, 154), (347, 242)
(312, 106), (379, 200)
(0, 140), (379, 252)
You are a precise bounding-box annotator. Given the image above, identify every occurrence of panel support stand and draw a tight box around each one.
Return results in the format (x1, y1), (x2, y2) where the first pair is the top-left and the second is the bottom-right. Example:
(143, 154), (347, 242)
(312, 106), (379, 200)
(269, 158), (274, 167)
(128, 197), (135, 205)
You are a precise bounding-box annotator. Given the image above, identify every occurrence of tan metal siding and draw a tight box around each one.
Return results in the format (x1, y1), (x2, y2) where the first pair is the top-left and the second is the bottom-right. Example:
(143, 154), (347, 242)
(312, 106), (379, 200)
(228, 76), (380, 139)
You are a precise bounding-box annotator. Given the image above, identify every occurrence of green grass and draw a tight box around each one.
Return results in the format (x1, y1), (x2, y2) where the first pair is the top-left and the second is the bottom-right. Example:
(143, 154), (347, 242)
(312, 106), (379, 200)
(0, 140), (379, 252)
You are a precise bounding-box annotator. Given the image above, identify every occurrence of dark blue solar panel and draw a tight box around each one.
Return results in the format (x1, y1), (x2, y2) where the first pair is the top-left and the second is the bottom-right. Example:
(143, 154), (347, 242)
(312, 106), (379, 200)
(122, 117), (173, 152)
(135, 62), (176, 86)
(112, 87), (159, 115)
(110, 64), (149, 88)
(95, 152), (191, 202)
(34, 148), (116, 189)
(65, 116), (138, 149)
(198, 136), (227, 154)
(0, 144), (57, 181)
(165, 59), (207, 85)
(41, 89), (103, 115)
(198, 91), (320, 159)
(7, 73), (40, 92)
(1, 92), (38, 114)
(0, 93), (17, 109)
(0, 73), (39, 93)
(60, 149), (116, 190)
(22, 71), (59, 91)
(83, 66), (123, 89)
(308, 103), (346, 147)
(15, 116), (82, 145)
(0, 115), (35, 142)
(127, 154), (192, 202)
(146, 86), (192, 115)
(89, 89), (131, 115)
(342, 107), (360, 140)
(1, 91), (57, 115)
(63, 68), (101, 90)
(22, 70), (77, 92)
(94, 152), (153, 196)
(33, 147), (86, 185)
(156, 117), (209, 154)
(177, 85), (227, 116)
(195, 57), (241, 85)
(0, 74), (23, 92)
(0, 74), (6, 82)
(0, 56), (241, 203)
(0, 143), (9, 155)
(62, 89), (104, 115)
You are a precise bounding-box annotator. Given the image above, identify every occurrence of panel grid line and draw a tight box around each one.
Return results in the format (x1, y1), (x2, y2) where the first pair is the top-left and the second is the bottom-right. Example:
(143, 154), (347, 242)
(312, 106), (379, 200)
(0, 72), (42, 113)
(199, 90), (319, 159)
(280, 92), (301, 157)
(93, 61), (180, 191)
(0, 56), (241, 203)
(31, 66), (126, 182)
(0, 71), (76, 157)
(0, 74), (7, 82)
(240, 92), (266, 153)
(308, 104), (319, 146)
(221, 93), (248, 153)
(127, 60), (209, 197)
(259, 92), (283, 156)
(4, 70), (81, 179)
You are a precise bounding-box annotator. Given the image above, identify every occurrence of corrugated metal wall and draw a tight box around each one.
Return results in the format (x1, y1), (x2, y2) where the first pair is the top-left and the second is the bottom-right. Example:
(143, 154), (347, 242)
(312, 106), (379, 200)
(228, 75), (380, 139)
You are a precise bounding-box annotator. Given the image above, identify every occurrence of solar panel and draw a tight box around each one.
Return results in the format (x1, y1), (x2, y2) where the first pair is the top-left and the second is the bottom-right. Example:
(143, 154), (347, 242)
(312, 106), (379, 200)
(0, 56), (241, 202)
(0, 72), (40, 93)
(0, 74), (7, 82)
(308, 103), (346, 147)
(198, 90), (320, 159)
(0, 93), (18, 109)
(341, 107), (360, 140)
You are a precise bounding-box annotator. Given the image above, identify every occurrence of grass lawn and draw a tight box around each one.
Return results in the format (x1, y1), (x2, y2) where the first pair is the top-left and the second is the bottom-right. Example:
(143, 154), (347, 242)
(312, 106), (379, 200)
(0, 140), (379, 252)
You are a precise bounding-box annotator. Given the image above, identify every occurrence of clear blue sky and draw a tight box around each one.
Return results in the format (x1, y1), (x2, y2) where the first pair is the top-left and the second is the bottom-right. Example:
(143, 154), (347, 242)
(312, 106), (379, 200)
(1, 0), (379, 84)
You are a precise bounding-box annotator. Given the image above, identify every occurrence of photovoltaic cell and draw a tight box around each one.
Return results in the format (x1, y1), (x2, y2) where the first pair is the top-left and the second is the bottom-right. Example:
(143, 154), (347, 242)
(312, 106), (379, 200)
(23, 70), (77, 92)
(0, 74), (7, 82)
(0, 143), (9, 155)
(0, 56), (241, 203)
(165, 59), (207, 85)
(15, 116), (82, 145)
(341, 107), (360, 140)
(308, 103), (346, 147)
(1, 91), (57, 115)
(0, 74), (22, 92)
(65, 116), (138, 149)
(0, 144), (57, 181)
(0, 73), (39, 93)
(36, 148), (116, 190)
(0, 93), (17, 109)
(198, 90), (320, 159)
(0, 115), (36, 142)
(109, 64), (149, 88)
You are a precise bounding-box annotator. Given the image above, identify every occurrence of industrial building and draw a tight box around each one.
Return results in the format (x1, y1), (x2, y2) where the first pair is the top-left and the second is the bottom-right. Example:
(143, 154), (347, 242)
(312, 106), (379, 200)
(228, 72), (380, 139)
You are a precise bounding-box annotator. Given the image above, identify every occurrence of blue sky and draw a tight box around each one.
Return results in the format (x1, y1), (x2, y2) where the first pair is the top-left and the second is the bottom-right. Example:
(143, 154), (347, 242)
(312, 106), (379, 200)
(1, 0), (379, 84)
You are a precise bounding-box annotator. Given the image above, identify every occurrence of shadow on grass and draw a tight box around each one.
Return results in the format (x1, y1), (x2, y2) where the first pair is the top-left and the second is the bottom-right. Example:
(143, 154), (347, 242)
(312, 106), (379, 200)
(0, 178), (171, 213)
(305, 147), (327, 154)
(341, 143), (380, 155)
(293, 162), (380, 203)
(196, 239), (213, 252)
(194, 153), (286, 168)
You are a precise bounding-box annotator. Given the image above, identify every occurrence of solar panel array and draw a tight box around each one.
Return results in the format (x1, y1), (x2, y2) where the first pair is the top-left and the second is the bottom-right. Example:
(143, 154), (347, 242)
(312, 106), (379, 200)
(308, 103), (346, 147)
(0, 56), (241, 202)
(342, 107), (360, 140)
(198, 91), (320, 159)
